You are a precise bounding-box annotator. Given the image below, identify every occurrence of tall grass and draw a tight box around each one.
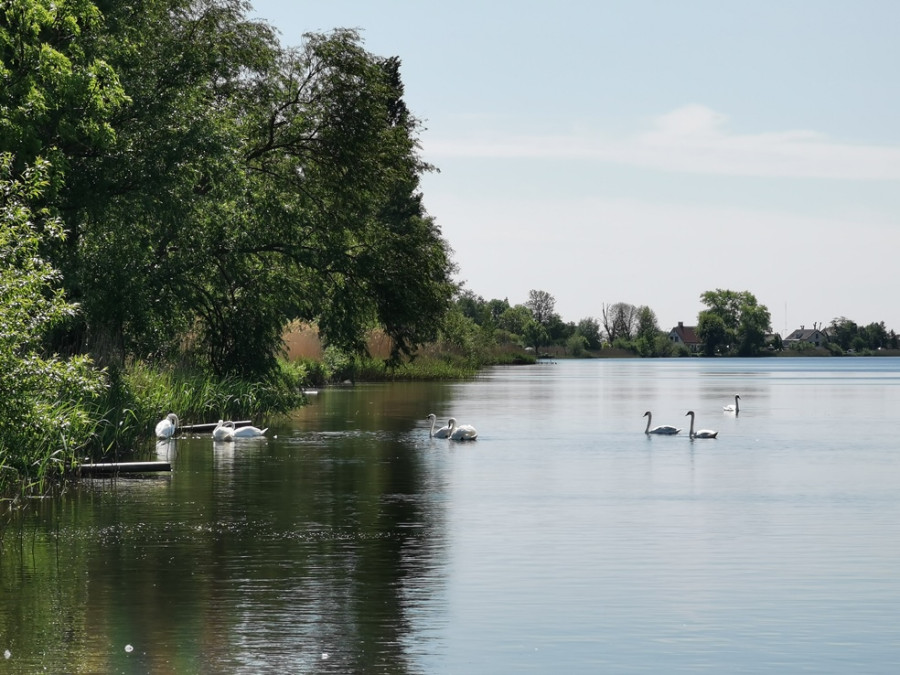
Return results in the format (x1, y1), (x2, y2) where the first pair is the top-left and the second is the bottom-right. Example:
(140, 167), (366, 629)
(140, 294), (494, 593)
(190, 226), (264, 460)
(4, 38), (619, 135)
(88, 360), (308, 455)
(0, 360), (309, 502)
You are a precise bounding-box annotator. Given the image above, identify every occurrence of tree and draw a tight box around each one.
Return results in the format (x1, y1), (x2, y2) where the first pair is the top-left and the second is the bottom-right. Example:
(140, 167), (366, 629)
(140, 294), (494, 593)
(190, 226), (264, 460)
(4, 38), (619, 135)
(498, 305), (533, 336)
(736, 302), (772, 356)
(526, 289), (556, 326)
(457, 290), (489, 325)
(487, 298), (511, 324)
(633, 306), (662, 356)
(0, 0), (127, 171)
(576, 318), (602, 350)
(698, 289), (771, 356)
(829, 317), (858, 351)
(602, 302), (639, 342)
(861, 321), (888, 350)
(0, 156), (104, 465)
(635, 306), (660, 344)
(697, 312), (728, 356)
(522, 319), (548, 351)
(15, 1), (456, 377)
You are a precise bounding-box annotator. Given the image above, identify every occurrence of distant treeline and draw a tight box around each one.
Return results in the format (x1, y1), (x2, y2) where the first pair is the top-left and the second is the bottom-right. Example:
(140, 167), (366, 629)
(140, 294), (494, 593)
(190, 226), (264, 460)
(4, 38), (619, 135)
(447, 288), (899, 357)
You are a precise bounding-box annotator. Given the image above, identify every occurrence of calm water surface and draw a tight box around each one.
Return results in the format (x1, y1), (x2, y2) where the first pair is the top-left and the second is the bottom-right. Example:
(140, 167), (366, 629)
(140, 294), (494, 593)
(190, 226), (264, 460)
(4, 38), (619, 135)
(2, 358), (899, 673)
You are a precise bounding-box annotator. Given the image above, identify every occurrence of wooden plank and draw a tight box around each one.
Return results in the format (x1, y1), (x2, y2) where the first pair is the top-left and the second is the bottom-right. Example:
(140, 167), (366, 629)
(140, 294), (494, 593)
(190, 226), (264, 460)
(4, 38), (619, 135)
(78, 461), (172, 475)
(176, 420), (253, 432)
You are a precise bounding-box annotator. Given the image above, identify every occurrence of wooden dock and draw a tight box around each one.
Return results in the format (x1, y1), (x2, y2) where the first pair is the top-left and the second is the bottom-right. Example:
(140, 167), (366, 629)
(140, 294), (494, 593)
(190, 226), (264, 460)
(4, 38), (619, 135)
(78, 461), (172, 475)
(176, 420), (254, 433)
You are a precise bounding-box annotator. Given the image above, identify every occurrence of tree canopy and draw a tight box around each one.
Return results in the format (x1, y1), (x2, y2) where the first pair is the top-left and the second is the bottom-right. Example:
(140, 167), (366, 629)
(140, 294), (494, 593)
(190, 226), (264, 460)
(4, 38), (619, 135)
(697, 289), (771, 356)
(3, 0), (456, 378)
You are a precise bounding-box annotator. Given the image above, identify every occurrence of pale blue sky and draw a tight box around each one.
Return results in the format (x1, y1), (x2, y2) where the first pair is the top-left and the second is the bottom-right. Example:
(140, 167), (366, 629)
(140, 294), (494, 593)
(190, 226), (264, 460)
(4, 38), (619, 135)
(251, 1), (900, 334)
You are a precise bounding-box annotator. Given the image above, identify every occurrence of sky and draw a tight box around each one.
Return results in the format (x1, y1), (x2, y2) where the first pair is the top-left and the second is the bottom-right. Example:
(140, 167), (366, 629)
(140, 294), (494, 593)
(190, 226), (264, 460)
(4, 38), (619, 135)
(250, 1), (900, 335)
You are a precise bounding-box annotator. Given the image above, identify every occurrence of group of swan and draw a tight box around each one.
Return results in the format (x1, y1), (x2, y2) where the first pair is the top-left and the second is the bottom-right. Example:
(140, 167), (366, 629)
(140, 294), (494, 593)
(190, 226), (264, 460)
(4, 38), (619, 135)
(426, 413), (478, 441)
(212, 419), (267, 442)
(644, 410), (717, 439)
(155, 413), (266, 441)
(644, 395), (739, 439)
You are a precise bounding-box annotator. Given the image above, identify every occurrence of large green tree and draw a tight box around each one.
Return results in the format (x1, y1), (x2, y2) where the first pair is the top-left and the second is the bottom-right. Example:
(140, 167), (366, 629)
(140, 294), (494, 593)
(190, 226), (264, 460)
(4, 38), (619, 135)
(5, 0), (455, 377)
(697, 289), (771, 356)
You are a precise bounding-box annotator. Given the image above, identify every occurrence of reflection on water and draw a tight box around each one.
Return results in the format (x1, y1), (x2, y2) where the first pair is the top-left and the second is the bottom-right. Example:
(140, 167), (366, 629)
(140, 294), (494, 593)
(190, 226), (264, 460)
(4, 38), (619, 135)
(2, 359), (900, 673)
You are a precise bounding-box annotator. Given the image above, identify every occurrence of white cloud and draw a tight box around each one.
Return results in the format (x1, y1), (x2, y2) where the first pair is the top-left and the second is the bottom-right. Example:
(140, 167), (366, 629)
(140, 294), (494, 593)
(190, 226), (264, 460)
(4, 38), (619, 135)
(423, 105), (900, 181)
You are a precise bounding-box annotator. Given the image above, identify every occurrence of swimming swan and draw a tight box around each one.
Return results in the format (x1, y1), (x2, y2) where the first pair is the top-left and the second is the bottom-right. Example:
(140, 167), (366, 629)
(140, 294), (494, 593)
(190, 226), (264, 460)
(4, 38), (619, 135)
(643, 411), (681, 435)
(448, 417), (478, 441)
(155, 413), (179, 439)
(723, 395), (741, 413)
(227, 424), (268, 439)
(426, 413), (452, 439)
(685, 411), (718, 439)
(212, 419), (233, 441)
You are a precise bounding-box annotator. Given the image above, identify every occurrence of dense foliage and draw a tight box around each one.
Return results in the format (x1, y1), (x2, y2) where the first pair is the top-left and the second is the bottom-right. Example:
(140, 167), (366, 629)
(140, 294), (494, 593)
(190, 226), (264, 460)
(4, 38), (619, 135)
(3, 0), (456, 379)
(827, 317), (899, 353)
(697, 289), (772, 356)
(0, 156), (105, 488)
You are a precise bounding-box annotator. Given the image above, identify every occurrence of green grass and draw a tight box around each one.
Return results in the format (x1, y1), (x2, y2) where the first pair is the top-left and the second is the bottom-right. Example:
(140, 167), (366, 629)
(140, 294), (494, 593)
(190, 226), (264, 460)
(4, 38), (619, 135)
(0, 360), (310, 502)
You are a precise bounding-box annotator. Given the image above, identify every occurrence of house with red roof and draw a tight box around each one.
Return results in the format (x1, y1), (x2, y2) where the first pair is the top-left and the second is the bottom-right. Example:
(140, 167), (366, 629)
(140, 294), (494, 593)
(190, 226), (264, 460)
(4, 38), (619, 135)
(668, 321), (702, 353)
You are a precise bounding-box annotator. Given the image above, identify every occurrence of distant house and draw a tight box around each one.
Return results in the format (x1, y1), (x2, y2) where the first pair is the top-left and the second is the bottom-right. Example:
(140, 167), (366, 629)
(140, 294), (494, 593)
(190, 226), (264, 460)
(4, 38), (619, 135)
(668, 322), (702, 352)
(784, 326), (829, 348)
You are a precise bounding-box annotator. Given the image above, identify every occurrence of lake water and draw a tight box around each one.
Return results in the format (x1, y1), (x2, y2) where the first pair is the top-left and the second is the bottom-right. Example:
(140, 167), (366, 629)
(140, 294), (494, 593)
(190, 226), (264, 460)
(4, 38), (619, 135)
(1, 358), (899, 673)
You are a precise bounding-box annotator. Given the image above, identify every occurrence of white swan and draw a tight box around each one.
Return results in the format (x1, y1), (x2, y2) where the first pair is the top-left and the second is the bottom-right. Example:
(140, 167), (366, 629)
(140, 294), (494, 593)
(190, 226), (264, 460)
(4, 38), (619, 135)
(155, 413), (179, 439)
(643, 411), (681, 435)
(226, 423), (268, 439)
(723, 395), (741, 413)
(685, 411), (718, 439)
(426, 413), (452, 439)
(448, 417), (478, 441)
(211, 419), (233, 441)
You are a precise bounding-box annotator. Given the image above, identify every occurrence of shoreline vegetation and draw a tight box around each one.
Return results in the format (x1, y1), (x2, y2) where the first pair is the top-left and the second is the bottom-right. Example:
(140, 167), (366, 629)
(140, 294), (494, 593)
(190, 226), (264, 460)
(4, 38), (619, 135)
(1, 322), (896, 507)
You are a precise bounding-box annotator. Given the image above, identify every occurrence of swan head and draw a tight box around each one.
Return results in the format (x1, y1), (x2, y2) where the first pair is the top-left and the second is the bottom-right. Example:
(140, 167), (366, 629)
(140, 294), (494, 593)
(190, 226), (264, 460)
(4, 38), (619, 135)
(685, 410), (695, 417)
(643, 411), (650, 418)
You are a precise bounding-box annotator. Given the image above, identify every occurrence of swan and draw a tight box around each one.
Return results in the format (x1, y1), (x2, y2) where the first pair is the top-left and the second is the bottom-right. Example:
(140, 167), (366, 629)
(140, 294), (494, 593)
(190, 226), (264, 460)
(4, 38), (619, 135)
(211, 419), (233, 441)
(723, 395), (741, 413)
(226, 423), (268, 439)
(643, 411), (681, 435)
(155, 413), (179, 439)
(426, 413), (452, 439)
(448, 417), (478, 441)
(685, 411), (718, 439)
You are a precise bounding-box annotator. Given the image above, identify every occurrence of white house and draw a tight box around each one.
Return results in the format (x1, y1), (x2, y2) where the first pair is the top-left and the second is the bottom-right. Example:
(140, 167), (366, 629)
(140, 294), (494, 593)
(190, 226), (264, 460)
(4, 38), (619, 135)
(784, 326), (828, 348)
